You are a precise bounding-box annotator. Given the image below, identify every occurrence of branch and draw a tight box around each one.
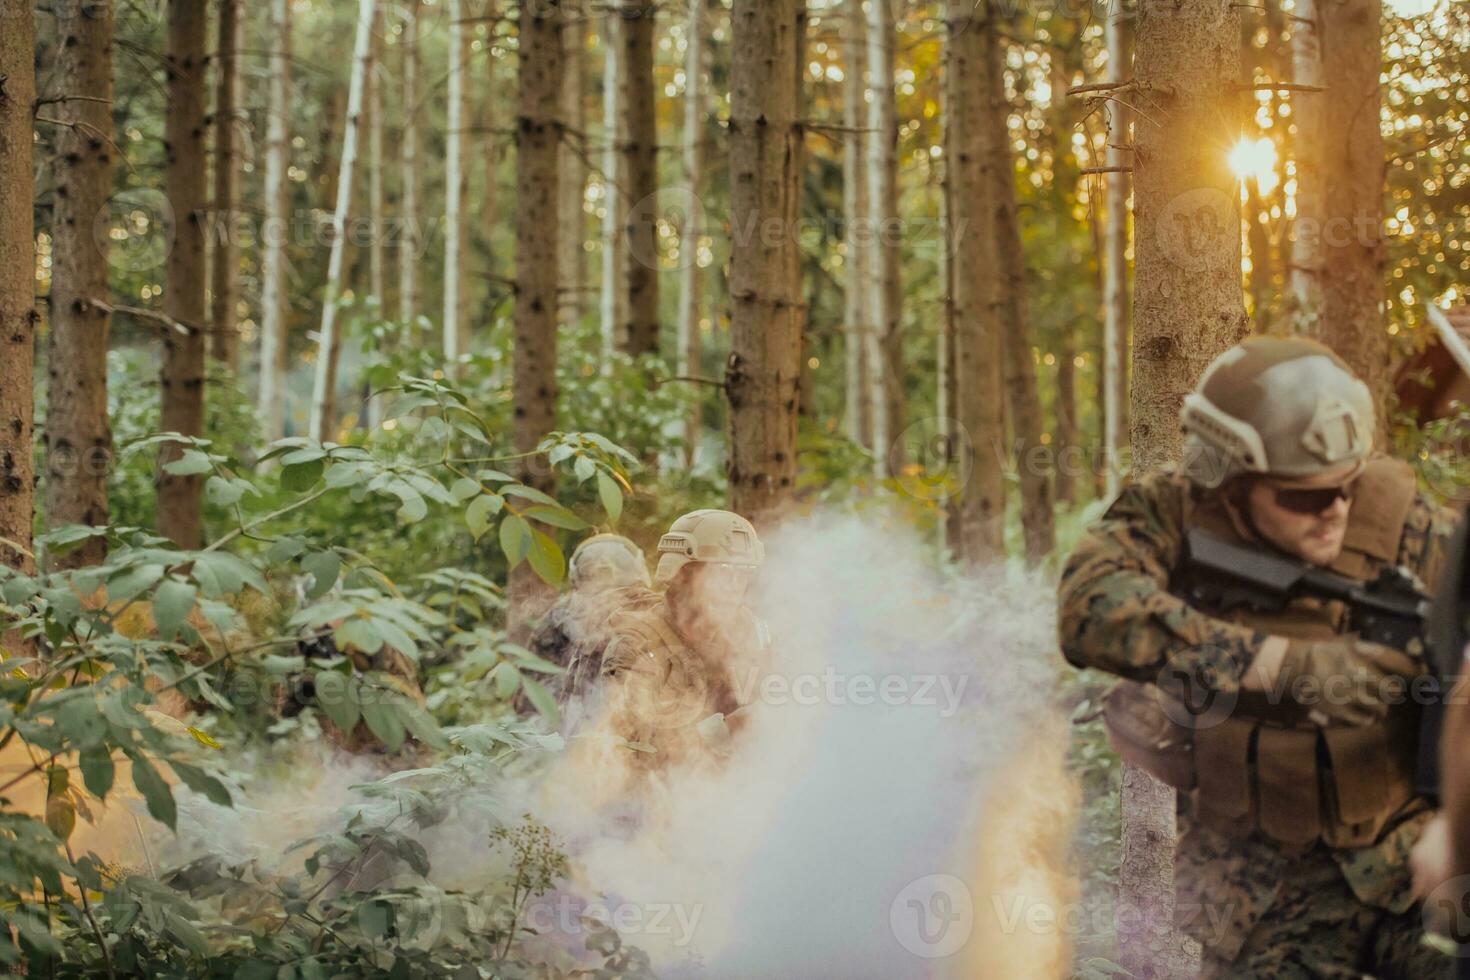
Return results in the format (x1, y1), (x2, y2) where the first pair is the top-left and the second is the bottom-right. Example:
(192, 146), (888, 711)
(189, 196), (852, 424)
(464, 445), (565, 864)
(91, 300), (195, 337)
(1068, 80), (1134, 96)
(655, 375), (726, 389)
(1080, 166), (1134, 175)
(1238, 82), (1326, 92)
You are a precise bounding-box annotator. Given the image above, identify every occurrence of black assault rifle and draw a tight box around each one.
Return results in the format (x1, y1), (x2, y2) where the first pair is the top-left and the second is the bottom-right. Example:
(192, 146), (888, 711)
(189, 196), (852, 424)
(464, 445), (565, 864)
(1176, 527), (1456, 800)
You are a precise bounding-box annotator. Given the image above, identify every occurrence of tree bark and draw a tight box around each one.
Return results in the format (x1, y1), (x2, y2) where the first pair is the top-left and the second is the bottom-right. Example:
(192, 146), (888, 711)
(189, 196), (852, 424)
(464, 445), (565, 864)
(1317, 0), (1387, 439)
(1126, 1), (1247, 975)
(45, 0), (114, 567)
(620, 0), (659, 358)
(367, 7), (386, 305)
(726, 0), (802, 523)
(559, 0), (588, 329)
(939, 49), (962, 555)
(866, 0), (901, 475)
(443, 0), (468, 366)
(982, 5), (1053, 563)
(258, 0), (291, 443)
(1288, 0), (1322, 330)
(399, 0), (422, 329)
(308, 0), (377, 442)
(947, 0), (1006, 562)
(209, 0), (241, 369)
(598, 11), (627, 360)
(677, 0), (707, 465)
(0, 0), (35, 574)
(842, 0), (872, 451)
(1055, 335), (1079, 506)
(158, 0), (209, 549)
(1103, 6), (1132, 498)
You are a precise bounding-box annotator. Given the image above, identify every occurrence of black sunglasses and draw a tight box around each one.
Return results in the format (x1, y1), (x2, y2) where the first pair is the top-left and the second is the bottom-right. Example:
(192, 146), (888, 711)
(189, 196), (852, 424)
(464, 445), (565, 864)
(1272, 480), (1357, 515)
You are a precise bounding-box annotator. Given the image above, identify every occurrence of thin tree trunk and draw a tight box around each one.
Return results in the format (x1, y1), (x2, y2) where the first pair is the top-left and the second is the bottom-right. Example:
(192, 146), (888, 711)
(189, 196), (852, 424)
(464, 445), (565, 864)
(209, 0), (241, 369)
(677, 0), (707, 465)
(367, 8), (385, 305)
(983, 5), (1053, 563)
(947, 0), (1005, 562)
(158, 0), (210, 549)
(510, 0), (565, 638)
(791, 5), (809, 421)
(559, 0), (589, 329)
(1317, 0), (1387, 439)
(482, 0), (501, 271)
(0, 0), (35, 574)
(598, 11), (627, 360)
(842, 0), (872, 450)
(1055, 333), (1079, 506)
(258, 0), (291, 443)
(399, 0), (422, 329)
(1103, 5), (1132, 499)
(45, 0), (114, 567)
(939, 59), (962, 554)
(866, 0), (900, 475)
(1126, 2), (1247, 976)
(726, 0), (802, 523)
(443, 0), (467, 366)
(620, 0), (659, 358)
(308, 0), (377, 442)
(1288, 0), (1322, 329)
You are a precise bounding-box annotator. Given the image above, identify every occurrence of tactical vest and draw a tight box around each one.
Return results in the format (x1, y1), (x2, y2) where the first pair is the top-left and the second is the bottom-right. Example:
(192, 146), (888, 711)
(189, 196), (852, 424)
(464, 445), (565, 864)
(1106, 457), (1425, 850)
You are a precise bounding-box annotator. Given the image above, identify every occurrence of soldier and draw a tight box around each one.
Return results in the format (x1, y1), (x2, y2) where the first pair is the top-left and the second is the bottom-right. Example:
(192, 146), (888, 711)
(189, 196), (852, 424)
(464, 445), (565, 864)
(1058, 337), (1458, 977)
(593, 509), (769, 773)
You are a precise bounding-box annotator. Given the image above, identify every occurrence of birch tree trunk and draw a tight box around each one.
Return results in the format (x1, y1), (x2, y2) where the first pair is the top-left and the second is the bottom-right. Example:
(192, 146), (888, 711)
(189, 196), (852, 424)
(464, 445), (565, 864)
(1126, 2), (1246, 975)
(1103, 6), (1132, 497)
(1288, 0), (1322, 330)
(399, 1), (422, 328)
(0, 0), (35, 574)
(865, 0), (900, 474)
(599, 12), (627, 360)
(939, 51), (961, 553)
(482, 0), (501, 271)
(158, 0), (209, 548)
(209, 0), (241, 369)
(727, 0), (802, 523)
(45, 0), (114, 567)
(1317, 0), (1387, 436)
(677, 0), (707, 464)
(367, 8), (385, 304)
(559, 0), (589, 328)
(620, 0), (659, 358)
(948, 0), (1006, 562)
(308, 0), (377, 442)
(842, 0), (872, 450)
(443, 0), (468, 365)
(258, 0), (291, 442)
(982, 4), (1053, 563)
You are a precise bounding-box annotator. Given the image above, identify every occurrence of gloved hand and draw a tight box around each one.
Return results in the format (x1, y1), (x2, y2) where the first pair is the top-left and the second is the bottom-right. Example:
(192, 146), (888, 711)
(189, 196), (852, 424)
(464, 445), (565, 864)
(1277, 636), (1424, 727)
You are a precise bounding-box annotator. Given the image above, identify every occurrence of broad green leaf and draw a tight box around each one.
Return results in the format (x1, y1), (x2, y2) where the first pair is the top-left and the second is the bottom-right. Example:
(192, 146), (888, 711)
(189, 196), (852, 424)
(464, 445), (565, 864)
(521, 504), (588, 531)
(388, 482), (428, 523)
(466, 494), (497, 541)
(281, 459), (325, 491)
(597, 471), (623, 523)
(279, 447), (328, 466)
(80, 745), (115, 798)
(336, 618), (385, 655)
(400, 702), (450, 750)
(191, 552), (267, 597)
(360, 697), (406, 752)
(499, 515), (532, 567)
(267, 535), (309, 564)
(167, 761), (233, 807)
(163, 450), (214, 476)
(205, 475), (248, 506)
(301, 551), (341, 599)
(521, 676), (560, 726)
(152, 579), (197, 641)
(490, 661), (522, 699)
(164, 911), (210, 958)
(573, 455), (597, 483)
(314, 672), (361, 734)
(475, 468), (514, 483)
(526, 528), (566, 586)
(501, 484), (560, 507)
(324, 461), (368, 489)
(128, 752), (177, 830)
(450, 476), (481, 501)
(107, 563), (165, 604)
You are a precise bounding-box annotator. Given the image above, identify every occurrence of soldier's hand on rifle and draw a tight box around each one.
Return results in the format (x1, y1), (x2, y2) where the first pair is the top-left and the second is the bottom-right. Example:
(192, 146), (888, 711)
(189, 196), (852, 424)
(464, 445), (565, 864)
(1275, 635), (1425, 727)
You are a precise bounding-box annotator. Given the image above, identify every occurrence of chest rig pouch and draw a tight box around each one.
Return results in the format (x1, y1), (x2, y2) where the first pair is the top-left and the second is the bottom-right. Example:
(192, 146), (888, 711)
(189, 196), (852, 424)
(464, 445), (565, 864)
(1102, 457), (1423, 850)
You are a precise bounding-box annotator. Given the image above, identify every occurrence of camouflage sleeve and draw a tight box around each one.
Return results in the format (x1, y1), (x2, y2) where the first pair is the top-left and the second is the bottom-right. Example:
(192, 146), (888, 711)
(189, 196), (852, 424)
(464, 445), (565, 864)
(1056, 471), (1266, 692)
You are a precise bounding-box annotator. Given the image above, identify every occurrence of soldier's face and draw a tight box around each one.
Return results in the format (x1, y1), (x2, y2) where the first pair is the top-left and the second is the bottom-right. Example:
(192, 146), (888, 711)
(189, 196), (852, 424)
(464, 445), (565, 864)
(1246, 463), (1358, 566)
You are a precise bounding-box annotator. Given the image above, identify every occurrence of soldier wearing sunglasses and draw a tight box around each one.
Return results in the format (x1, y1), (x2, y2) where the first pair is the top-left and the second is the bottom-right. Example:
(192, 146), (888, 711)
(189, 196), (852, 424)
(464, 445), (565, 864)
(1059, 336), (1459, 977)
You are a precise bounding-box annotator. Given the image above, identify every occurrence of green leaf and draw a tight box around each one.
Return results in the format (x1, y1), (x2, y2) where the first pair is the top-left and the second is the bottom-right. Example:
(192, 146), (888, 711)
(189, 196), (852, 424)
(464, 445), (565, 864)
(301, 551), (341, 599)
(167, 760), (233, 807)
(573, 455), (597, 483)
(80, 746), (115, 799)
(128, 752), (177, 830)
(520, 504), (588, 531)
(521, 676), (560, 726)
(205, 475), (248, 506)
(191, 552), (268, 597)
(107, 563), (166, 604)
(281, 459), (325, 492)
(152, 579), (197, 641)
(164, 911), (210, 957)
(597, 471), (623, 523)
(267, 535), (308, 564)
(465, 494), (498, 541)
(526, 529), (566, 586)
(389, 481), (428, 524)
(336, 618), (385, 655)
(361, 697), (406, 752)
(400, 702), (450, 750)
(490, 661), (522, 699)
(450, 476), (481, 501)
(163, 450), (213, 476)
(314, 672), (361, 734)
(499, 515), (532, 567)
(475, 469), (514, 483)
(501, 484), (561, 507)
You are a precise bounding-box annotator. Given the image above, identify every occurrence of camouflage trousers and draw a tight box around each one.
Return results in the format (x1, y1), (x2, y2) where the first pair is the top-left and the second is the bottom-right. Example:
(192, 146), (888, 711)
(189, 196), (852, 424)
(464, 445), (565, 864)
(1194, 845), (1453, 979)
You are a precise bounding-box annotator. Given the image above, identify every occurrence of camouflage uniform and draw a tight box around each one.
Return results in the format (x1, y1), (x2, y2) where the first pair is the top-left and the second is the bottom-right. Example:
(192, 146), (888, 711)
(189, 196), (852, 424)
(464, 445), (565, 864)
(528, 585), (660, 704)
(1059, 462), (1459, 978)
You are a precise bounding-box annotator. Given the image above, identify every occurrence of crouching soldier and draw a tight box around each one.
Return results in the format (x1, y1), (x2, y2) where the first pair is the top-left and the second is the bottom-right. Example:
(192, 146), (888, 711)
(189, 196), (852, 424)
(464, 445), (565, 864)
(1058, 337), (1458, 977)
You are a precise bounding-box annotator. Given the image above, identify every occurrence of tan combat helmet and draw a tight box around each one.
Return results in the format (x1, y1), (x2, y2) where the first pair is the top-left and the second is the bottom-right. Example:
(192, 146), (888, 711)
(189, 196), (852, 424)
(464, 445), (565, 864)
(1180, 336), (1375, 489)
(654, 509), (765, 586)
(568, 534), (651, 591)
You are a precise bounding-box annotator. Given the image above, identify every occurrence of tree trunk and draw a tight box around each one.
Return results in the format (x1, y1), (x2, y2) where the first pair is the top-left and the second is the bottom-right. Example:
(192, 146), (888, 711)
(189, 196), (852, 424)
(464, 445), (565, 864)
(1055, 334), (1079, 506)
(482, 0), (501, 275)
(1288, 0), (1322, 330)
(367, 7), (385, 305)
(620, 0), (659, 358)
(158, 0), (210, 549)
(209, 0), (241, 369)
(559, 0), (588, 329)
(308, 0), (377, 442)
(45, 0), (114, 568)
(1127, 1), (1247, 975)
(947, 0), (1006, 562)
(842, 0), (872, 450)
(866, 0), (900, 474)
(399, 0), (422, 329)
(939, 57), (962, 554)
(983, 5), (1053, 563)
(598, 11), (627, 360)
(0, 0), (35, 574)
(258, 0), (291, 443)
(443, 0), (468, 365)
(726, 0), (802, 523)
(510, 0), (565, 637)
(677, 0), (707, 465)
(1103, 6), (1132, 498)
(1317, 0), (1387, 438)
